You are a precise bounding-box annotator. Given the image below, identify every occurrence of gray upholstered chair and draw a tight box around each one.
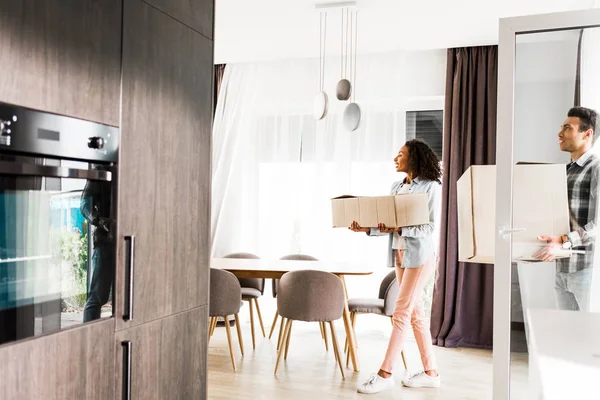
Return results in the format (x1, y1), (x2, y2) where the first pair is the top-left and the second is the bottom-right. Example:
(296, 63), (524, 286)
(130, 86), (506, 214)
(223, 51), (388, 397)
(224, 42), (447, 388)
(269, 254), (322, 351)
(346, 270), (407, 370)
(224, 252), (266, 349)
(209, 268), (244, 371)
(274, 270), (346, 378)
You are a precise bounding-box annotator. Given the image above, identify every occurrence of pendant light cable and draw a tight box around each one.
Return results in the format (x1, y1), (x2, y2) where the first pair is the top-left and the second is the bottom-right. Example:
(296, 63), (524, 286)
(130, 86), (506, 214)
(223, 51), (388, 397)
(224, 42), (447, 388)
(353, 10), (358, 101)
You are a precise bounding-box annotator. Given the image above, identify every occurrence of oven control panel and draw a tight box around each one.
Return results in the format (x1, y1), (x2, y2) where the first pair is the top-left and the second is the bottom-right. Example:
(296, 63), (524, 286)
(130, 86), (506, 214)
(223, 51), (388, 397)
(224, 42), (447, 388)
(0, 102), (119, 163)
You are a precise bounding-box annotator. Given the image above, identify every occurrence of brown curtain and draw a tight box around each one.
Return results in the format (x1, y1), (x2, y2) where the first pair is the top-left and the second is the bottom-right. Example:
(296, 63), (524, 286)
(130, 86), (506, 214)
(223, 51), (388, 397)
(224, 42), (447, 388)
(214, 64), (226, 114)
(430, 46), (497, 349)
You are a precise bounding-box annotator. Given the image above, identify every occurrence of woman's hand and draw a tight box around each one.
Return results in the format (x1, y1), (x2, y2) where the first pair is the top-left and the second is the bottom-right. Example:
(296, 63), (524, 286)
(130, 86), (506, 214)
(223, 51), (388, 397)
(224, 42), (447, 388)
(349, 221), (370, 233)
(378, 223), (401, 234)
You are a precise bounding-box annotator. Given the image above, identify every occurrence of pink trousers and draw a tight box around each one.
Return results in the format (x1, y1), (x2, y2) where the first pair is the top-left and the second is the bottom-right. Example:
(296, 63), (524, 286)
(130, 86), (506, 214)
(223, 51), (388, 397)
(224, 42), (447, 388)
(380, 250), (437, 373)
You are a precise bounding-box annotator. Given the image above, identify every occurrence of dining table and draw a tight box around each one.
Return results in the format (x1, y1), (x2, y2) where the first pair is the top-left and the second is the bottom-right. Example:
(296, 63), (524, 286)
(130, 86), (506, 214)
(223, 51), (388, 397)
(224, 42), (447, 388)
(210, 257), (374, 372)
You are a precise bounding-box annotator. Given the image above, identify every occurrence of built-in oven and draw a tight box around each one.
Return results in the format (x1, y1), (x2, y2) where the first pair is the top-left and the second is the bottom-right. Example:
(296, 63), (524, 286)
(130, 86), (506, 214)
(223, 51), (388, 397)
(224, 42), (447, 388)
(0, 102), (119, 345)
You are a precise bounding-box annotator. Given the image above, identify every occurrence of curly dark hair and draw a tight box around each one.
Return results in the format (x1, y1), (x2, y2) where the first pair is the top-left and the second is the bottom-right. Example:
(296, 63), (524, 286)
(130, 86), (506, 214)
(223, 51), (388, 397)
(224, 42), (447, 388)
(405, 139), (442, 183)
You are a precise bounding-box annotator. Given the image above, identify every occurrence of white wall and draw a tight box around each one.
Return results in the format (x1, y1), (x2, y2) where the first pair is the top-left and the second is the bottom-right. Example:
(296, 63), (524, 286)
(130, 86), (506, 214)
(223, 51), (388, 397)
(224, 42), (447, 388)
(514, 31), (578, 165)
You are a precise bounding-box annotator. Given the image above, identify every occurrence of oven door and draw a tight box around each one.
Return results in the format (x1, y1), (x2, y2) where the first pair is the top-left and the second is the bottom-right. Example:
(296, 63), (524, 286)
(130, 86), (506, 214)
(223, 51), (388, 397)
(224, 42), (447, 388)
(0, 154), (115, 345)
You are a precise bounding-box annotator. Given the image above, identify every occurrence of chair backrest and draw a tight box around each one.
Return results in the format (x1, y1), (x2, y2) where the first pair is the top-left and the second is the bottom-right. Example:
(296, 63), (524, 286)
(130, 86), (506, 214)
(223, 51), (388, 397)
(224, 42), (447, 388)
(277, 270), (345, 322)
(209, 269), (242, 317)
(279, 254), (319, 261)
(273, 254), (319, 297)
(378, 270), (397, 299)
(380, 270), (400, 316)
(223, 252), (265, 293)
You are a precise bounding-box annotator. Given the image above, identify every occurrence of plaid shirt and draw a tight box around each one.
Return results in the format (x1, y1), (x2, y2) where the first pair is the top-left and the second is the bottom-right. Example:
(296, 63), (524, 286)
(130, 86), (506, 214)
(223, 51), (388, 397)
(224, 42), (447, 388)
(556, 150), (600, 273)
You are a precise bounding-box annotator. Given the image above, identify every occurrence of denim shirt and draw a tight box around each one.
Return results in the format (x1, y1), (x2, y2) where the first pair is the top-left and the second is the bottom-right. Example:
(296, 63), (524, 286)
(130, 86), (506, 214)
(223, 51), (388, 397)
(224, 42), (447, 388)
(368, 178), (442, 268)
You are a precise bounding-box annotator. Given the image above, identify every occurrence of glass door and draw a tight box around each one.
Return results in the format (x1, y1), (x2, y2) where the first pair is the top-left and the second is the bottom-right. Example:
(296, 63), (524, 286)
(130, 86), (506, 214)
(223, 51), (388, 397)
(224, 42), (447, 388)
(496, 9), (600, 400)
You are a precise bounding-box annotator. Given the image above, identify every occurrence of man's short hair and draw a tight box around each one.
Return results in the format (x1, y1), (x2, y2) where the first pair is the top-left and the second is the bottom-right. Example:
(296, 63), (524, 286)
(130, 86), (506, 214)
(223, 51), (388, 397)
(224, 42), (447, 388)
(568, 106), (598, 142)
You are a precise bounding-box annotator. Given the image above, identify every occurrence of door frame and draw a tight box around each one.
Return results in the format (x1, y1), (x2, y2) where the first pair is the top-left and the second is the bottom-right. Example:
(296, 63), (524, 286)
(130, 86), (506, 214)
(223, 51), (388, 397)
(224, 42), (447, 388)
(495, 8), (600, 400)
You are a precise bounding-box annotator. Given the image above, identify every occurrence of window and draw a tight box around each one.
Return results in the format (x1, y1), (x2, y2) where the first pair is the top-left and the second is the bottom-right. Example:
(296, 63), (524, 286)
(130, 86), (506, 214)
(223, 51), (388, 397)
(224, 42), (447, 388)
(406, 110), (443, 160)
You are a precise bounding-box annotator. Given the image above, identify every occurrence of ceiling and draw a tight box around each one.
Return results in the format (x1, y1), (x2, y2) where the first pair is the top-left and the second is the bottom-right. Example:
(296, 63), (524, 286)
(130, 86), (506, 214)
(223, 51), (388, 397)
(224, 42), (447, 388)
(214, 0), (599, 64)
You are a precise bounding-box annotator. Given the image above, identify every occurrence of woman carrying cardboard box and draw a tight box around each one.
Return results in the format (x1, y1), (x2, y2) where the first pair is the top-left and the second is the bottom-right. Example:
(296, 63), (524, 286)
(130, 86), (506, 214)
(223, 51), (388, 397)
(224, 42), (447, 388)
(350, 139), (442, 395)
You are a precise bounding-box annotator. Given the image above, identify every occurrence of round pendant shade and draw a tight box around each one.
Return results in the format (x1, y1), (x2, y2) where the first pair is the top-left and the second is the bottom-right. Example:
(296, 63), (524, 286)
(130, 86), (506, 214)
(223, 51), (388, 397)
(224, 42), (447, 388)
(343, 102), (361, 131)
(336, 79), (352, 101)
(313, 91), (329, 120)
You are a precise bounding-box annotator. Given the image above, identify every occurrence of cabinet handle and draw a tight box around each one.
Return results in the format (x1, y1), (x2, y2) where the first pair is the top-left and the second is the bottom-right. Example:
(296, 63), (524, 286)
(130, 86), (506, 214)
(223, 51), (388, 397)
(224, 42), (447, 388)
(121, 341), (132, 400)
(123, 235), (135, 321)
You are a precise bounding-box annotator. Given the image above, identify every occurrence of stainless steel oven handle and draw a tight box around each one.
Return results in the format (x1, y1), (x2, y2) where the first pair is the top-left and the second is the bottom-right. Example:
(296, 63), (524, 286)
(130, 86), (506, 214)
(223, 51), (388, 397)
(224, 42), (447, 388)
(0, 161), (112, 181)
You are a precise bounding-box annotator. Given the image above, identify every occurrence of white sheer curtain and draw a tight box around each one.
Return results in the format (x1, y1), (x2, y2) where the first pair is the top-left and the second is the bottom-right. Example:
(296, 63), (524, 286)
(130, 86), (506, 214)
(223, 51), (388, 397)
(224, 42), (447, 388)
(211, 51), (446, 294)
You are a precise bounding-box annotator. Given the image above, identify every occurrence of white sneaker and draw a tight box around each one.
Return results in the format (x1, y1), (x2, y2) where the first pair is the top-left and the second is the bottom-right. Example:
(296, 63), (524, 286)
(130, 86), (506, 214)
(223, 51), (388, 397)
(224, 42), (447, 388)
(357, 373), (396, 394)
(401, 371), (441, 388)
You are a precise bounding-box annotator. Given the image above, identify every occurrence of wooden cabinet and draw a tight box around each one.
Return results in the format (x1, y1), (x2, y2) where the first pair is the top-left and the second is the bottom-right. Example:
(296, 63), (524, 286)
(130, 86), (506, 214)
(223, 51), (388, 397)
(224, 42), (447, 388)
(1, 0), (213, 397)
(115, 306), (208, 400)
(116, 0), (212, 331)
(143, 0), (214, 39)
(0, 319), (115, 400)
(0, 0), (122, 126)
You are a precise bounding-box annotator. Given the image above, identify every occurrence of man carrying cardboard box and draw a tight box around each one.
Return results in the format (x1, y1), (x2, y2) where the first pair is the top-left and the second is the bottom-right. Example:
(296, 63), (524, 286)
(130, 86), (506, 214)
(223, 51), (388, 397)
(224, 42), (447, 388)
(533, 107), (600, 312)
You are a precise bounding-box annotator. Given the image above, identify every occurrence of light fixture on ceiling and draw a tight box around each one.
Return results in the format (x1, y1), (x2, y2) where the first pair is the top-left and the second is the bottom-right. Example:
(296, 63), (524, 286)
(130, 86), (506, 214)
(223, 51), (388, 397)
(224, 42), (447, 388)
(315, 1), (356, 10)
(343, 8), (361, 131)
(336, 7), (352, 101)
(313, 11), (329, 120)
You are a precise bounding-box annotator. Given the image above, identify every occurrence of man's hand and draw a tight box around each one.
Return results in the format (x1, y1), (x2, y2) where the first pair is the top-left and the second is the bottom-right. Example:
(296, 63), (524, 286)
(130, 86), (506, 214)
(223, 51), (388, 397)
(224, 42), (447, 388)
(532, 235), (562, 262)
(537, 236), (562, 245)
(378, 223), (400, 234)
(349, 221), (370, 233)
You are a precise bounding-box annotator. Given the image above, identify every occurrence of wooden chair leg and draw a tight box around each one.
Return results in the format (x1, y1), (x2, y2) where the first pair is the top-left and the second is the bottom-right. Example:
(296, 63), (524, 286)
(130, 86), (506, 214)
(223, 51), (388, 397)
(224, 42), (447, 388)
(319, 321), (325, 339)
(210, 317), (217, 337)
(224, 315), (237, 372)
(346, 312), (357, 366)
(345, 342), (351, 366)
(322, 322), (329, 351)
(276, 316), (285, 350)
(248, 299), (256, 349)
(268, 310), (279, 339)
(254, 298), (266, 337)
(344, 312), (356, 353)
(329, 321), (345, 379)
(234, 314), (244, 356)
(284, 320), (293, 360)
(209, 317), (214, 337)
(274, 319), (292, 375)
(401, 350), (408, 370)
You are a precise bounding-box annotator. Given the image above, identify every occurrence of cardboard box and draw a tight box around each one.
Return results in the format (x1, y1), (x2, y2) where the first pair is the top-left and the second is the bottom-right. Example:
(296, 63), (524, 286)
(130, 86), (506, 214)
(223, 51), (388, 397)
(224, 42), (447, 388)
(457, 164), (570, 264)
(331, 193), (430, 228)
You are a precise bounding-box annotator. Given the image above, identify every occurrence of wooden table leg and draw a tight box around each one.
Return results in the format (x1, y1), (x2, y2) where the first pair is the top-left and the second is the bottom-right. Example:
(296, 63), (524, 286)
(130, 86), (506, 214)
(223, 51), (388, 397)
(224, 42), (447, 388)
(339, 274), (359, 372)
